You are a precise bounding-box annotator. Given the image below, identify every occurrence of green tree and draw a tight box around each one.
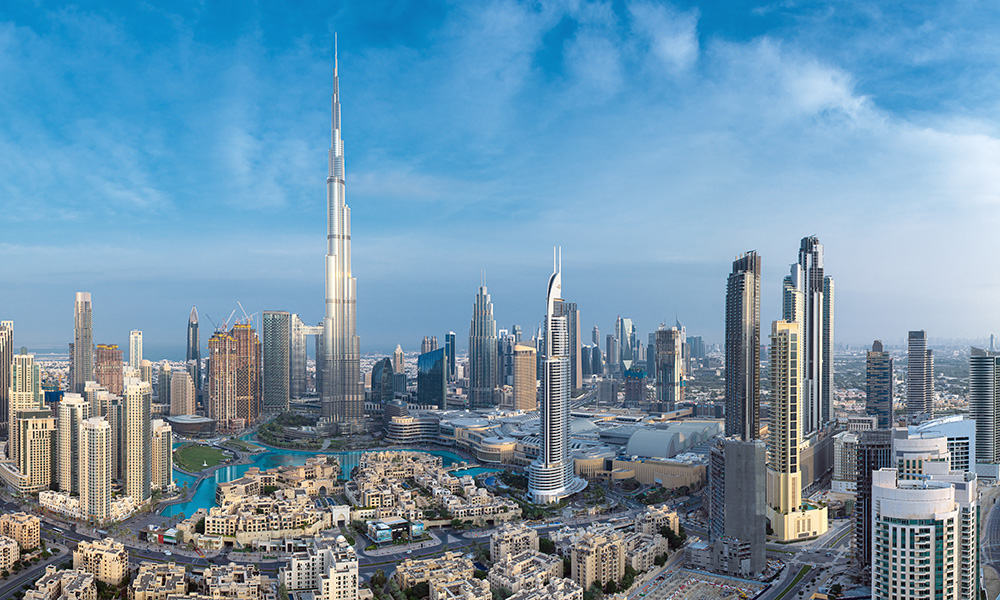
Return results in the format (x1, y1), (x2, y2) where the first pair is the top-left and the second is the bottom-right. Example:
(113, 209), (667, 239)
(539, 537), (556, 555)
(371, 569), (387, 591)
(603, 579), (618, 594)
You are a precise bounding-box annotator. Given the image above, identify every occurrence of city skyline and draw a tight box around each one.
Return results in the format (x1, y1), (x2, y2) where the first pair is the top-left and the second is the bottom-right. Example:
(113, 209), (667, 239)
(4, 3), (1000, 357)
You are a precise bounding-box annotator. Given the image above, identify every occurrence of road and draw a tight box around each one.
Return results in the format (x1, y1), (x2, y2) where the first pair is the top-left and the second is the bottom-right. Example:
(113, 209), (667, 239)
(758, 519), (854, 600)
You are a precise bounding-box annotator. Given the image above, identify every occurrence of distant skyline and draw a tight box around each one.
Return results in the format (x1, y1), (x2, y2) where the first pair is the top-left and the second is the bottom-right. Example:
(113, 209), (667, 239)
(4, 2), (1000, 358)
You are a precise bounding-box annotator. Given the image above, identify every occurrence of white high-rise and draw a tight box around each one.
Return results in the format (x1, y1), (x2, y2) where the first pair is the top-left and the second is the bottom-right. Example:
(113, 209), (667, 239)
(150, 419), (173, 492)
(57, 393), (90, 494)
(0, 321), (12, 438)
(871, 465), (978, 600)
(72, 292), (94, 392)
(8, 353), (42, 465)
(320, 45), (363, 431)
(80, 417), (112, 522)
(529, 249), (586, 504)
(123, 378), (152, 502)
(128, 330), (142, 370)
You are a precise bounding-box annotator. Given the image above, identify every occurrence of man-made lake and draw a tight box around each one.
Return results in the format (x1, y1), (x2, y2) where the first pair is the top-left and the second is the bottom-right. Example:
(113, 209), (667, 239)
(163, 445), (466, 518)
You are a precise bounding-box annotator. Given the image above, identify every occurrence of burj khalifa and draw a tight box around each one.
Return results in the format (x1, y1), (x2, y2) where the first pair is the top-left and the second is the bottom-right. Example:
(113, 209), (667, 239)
(320, 46), (364, 432)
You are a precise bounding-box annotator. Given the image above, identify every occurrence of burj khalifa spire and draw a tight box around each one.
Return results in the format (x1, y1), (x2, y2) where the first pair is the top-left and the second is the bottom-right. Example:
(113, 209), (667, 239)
(321, 40), (363, 431)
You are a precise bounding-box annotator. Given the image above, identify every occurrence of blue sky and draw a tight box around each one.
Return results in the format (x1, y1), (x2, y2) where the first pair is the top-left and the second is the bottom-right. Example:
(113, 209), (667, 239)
(2, 1), (1000, 359)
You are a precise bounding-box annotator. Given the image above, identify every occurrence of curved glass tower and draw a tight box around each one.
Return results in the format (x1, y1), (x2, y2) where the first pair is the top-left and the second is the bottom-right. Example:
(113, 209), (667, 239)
(529, 249), (586, 503)
(321, 46), (363, 431)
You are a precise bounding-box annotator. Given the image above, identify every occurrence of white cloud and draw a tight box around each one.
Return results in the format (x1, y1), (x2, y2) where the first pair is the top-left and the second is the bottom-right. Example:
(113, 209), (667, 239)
(628, 1), (699, 74)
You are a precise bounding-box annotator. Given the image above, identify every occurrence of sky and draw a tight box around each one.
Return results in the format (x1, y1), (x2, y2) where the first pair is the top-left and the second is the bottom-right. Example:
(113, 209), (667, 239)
(2, 1), (1000, 359)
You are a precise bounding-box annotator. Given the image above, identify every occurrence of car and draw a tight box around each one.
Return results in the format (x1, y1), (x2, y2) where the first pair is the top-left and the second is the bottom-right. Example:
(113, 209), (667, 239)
(406, 550), (412, 555)
(165, 551), (172, 556)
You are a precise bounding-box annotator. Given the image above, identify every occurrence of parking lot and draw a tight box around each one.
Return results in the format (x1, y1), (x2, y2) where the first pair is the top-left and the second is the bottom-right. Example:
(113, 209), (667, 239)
(634, 569), (767, 600)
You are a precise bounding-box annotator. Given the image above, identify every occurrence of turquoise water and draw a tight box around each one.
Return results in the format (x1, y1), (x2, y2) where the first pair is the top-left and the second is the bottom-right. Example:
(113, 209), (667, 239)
(451, 467), (501, 477)
(162, 445), (466, 518)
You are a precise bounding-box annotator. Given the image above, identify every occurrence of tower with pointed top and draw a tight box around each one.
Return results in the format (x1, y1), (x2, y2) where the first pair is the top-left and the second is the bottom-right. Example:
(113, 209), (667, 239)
(529, 248), (586, 503)
(321, 43), (364, 431)
(187, 306), (201, 390)
(468, 276), (499, 409)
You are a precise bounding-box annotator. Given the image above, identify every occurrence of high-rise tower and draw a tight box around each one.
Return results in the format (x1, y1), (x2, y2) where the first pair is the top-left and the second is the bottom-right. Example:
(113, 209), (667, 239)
(529, 249), (586, 503)
(128, 330), (142, 370)
(320, 45), (363, 431)
(782, 237), (834, 436)
(262, 311), (291, 414)
(57, 393), (90, 494)
(73, 292), (94, 393)
(969, 347), (1000, 465)
(725, 251), (761, 440)
(866, 341), (893, 429)
(0, 321), (12, 438)
(654, 326), (684, 412)
(187, 306), (201, 390)
(445, 332), (457, 382)
(907, 330), (934, 421)
(469, 282), (499, 408)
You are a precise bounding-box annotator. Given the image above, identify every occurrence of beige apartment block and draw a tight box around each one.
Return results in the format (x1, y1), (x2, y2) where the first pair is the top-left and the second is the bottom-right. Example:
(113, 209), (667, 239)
(0, 535), (19, 572)
(506, 578), (583, 600)
(24, 565), (95, 600)
(73, 538), (128, 586)
(488, 550), (563, 593)
(132, 562), (187, 600)
(430, 577), (491, 600)
(205, 563), (265, 600)
(150, 419), (173, 492)
(633, 504), (680, 536)
(489, 522), (539, 562)
(0, 512), (40, 551)
(394, 552), (474, 589)
(570, 531), (625, 591)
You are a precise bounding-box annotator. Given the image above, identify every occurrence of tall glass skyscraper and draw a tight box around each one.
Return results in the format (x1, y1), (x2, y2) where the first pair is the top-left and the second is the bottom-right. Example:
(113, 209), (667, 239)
(865, 340), (893, 429)
(529, 250), (586, 503)
(907, 330), (934, 421)
(370, 357), (394, 404)
(262, 311), (291, 414)
(187, 306), (200, 390)
(72, 292), (94, 393)
(320, 47), (364, 431)
(468, 282), (498, 408)
(969, 347), (1000, 464)
(725, 251), (761, 441)
(445, 331), (457, 382)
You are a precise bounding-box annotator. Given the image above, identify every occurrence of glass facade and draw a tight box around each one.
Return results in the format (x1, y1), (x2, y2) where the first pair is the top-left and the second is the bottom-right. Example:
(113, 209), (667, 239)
(417, 348), (446, 409)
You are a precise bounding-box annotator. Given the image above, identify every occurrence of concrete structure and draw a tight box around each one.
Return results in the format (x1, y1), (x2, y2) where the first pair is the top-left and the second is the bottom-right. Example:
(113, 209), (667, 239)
(907, 330), (934, 421)
(910, 416), (974, 474)
(57, 393), (90, 494)
(320, 52), (364, 431)
(170, 369), (196, 416)
(866, 341), (893, 428)
(445, 331), (457, 382)
(7, 352), (41, 468)
(72, 292), (94, 393)
(765, 320), (827, 541)
(469, 283), (499, 409)
(129, 330), (142, 370)
(706, 437), (766, 576)
(513, 345), (537, 411)
(93, 344), (123, 396)
(529, 250), (586, 503)
(392, 345), (405, 379)
(80, 417), (113, 522)
(782, 237), (834, 436)
(871, 466), (978, 600)
(73, 538), (128, 586)
(654, 326), (684, 412)
(15, 409), (55, 493)
(26, 565), (95, 600)
(0, 321), (12, 439)
(506, 578), (582, 600)
(124, 379), (152, 502)
(157, 362), (171, 403)
(394, 551), (474, 589)
(832, 431), (858, 493)
(132, 562), (186, 600)
(431, 577), (491, 600)
(488, 550), (563, 593)
(556, 300), (582, 390)
(208, 322), (262, 431)
(151, 419), (173, 492)
(490, 522), (539, 562)
(262, 310), (291, 414)
(725, 252), (761, 440)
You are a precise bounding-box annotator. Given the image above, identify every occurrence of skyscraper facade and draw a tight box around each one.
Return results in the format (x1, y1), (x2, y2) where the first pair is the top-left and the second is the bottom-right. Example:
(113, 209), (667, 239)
(854, 429), (892, 575)
(392, 345), (405, 377)
(73, 292), (94, 393)
(445, 332), (457, 382)
(513, 345), (537, 411)
(187, 306), (201, 390)
(420, 336), (438, 354)
(725, 251), (761, 440)
(605, 334), (616, 376)
(128, 330), (142, 370)
(615, 316), (634, 374)
(0, 321), (12, 438)
(623, 367), (646, 408)
(151, 419), (173, 492)
(320, 51), (364, 432)
(8, 352), (42, 467)
(262, 311), (291, 414)
(170, 370), (196, 416)
(707, 437), (766, 576)
(782, 237), (834, 437)
(94, 344), (123, 396)
(123, 378), (152, 502)
(207, 322), (261, 431)
(416, 348), (446, 409)
(907, 330), (934, 421)
(654, 326), (684, 412)
(57, 393), (90, 494)
(557, 301), (582, 390)
(80, 416), (112, 522)
(157, 363), (171, 402)
(866, 341), (893, 429)
(17, 410), (54, 493)
(370, 358), (394, 404)
(592, 325), (600, 347)
(469, 284), (499, 409)
(765, 320), (828, 541)
(528, 250), (586, 503)
(969, 347), (1000, 465)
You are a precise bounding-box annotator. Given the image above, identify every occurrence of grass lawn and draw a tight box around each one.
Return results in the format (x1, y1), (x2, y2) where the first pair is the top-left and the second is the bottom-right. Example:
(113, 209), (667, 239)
(174, 444), (228, 472)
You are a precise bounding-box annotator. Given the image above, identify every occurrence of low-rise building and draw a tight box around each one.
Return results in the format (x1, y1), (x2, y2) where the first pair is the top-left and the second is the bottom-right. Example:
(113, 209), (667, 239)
(24, 565), (95, 600)
(506, 578), (583, 600)
(132, 562), (187, 600)
(394, 552), (474, 590)
(0, 535), (19, 572)
(490, 522), (539, 562)
(488, 550), (563, 593)
(0, 512), (40, 551)
(570, 531), (625, 591)
(73, 538), (128, 586)
(205, 563), (265, 600)
(430, 577), (491, 600)
(40, 491), (141, 523)
(279, 532), (358, 600)
(633, 504), (679, 536)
